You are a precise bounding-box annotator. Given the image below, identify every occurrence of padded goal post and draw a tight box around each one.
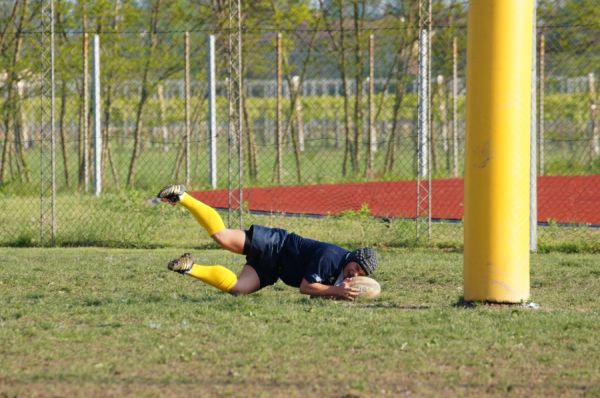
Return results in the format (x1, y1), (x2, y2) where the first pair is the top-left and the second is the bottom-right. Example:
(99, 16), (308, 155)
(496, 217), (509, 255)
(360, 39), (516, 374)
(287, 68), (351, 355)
(464, 0), (534, 302)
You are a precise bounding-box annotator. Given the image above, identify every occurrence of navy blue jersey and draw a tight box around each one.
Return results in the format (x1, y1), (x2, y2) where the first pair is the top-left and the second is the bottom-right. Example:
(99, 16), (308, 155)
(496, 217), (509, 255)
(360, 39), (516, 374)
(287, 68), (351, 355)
(244, 225), (350, 289)
(278, 232), (350, 287)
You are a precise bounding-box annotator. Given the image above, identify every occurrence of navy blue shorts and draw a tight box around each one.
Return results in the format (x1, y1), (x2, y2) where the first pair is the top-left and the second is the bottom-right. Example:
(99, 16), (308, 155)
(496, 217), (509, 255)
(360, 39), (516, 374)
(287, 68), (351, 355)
(244, 225), (289, 288)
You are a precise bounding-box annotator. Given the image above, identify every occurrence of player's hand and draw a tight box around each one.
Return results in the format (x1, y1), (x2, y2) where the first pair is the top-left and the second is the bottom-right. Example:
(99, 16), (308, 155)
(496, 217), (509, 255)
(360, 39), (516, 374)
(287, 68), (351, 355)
(335, 281), (360, 301)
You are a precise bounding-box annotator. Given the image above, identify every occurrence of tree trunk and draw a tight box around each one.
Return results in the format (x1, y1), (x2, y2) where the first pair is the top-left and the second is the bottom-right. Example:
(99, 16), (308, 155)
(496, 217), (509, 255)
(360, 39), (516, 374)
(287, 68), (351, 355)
(127, 86), (149, 187)
(172, 141), (184, 180)
(352, 0), (364, 175)
(0, 98), (12, 183)
(273, 33), (283, 184)
(79, 16), (90, 190)
(337, 1), (352, 177)
(11, 7), (26, 181)
(0, 0), (28, 183)
(101, 0), (123, 188)
(281, 84), (303, 184)
(12, 2), (31, 181)
(288, 117), (302, 183)
(384, 55), (413, 174)
(319, 0), (353, 177)
(14, 81), (30, 182)
(103, 85), (120, 187)
(381, 6), (419, 176)
(291, 76), (305, 152)
(59, 79), (70, 187)
(126, 0), (161, 188)
(278, 24), (319, 183)
(0, 1), (19, 52)
(157, 84), (170, 152)
(242, 97), (258, 182)
(436, 75), (450, 174)
(365, 33), (375, 178)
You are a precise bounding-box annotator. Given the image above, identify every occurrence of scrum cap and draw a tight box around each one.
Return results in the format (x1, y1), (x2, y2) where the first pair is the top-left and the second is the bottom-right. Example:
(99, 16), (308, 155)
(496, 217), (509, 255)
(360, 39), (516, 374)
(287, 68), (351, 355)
(348, 247), (378, 275)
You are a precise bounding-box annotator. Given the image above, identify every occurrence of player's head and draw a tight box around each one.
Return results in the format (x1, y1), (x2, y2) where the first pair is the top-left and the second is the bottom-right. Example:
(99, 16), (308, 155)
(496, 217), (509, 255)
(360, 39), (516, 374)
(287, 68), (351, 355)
(344, 247), (378, 277)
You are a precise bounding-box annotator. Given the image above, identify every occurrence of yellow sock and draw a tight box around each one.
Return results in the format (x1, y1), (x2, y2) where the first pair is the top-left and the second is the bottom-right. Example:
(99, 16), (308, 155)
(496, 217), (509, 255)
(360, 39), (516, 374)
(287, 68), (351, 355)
(187, 264), (237, 293)
(179, 193), (225, 236)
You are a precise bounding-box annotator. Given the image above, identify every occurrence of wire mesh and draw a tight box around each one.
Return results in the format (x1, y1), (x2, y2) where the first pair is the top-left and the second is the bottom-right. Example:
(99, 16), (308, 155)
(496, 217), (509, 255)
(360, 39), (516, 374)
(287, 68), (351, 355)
(0, 0), (598, 249)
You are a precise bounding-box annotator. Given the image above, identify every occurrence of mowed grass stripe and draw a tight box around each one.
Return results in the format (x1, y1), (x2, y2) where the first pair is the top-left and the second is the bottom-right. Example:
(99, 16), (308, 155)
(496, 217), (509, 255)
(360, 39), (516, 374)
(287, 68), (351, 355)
(1, 247), (599, 397)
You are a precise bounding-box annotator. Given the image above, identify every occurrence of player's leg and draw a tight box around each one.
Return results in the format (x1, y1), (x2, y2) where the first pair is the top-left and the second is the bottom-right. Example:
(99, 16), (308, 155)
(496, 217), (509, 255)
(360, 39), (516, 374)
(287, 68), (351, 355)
(229, 265), (261, 295)
(168, 253), (237, 293)
(210, 229), (246, 254)
(157, 184), (225, 236)
(167, 254), (260, 295)
(157, 184), (247, 254)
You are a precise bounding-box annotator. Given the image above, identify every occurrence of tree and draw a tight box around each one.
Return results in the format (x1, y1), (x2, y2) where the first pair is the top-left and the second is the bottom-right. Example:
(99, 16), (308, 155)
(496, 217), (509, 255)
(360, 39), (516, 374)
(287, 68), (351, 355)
(538, 0), (600, 76)
(319, 0), (354, 177)
(0, 0), (31, 184)
(268, 1), (321, 184)
(382, 2), (420, 176)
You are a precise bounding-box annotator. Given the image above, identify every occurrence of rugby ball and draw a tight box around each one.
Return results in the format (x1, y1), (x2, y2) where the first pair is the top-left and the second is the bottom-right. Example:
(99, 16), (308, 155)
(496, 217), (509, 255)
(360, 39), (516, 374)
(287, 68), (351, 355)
(348, 276), (381, 299)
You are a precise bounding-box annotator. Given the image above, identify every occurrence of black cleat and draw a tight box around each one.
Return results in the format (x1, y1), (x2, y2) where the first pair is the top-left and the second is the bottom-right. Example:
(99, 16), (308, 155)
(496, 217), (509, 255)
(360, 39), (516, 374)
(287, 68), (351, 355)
(157, 184), (186, 204)
(167, 252), (194, 274)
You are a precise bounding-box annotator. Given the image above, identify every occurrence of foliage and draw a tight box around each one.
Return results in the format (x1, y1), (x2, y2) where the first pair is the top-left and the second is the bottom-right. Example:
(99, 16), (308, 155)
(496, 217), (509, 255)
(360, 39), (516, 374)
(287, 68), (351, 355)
(538, 0), (600, 75)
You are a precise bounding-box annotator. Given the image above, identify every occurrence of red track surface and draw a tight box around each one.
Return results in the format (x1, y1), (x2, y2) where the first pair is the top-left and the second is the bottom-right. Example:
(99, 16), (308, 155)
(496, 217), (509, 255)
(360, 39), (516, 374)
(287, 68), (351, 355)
(191, 175), (600, 225)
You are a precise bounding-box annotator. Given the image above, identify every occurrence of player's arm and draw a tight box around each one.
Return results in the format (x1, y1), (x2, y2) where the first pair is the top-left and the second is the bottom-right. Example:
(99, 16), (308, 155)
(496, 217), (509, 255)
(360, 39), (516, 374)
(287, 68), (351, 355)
(299, 278), (359, 301)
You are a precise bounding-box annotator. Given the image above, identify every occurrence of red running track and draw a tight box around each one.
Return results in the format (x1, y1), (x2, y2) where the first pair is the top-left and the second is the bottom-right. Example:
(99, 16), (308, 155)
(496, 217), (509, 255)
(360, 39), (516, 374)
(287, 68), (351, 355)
(190, 175), (600, 225)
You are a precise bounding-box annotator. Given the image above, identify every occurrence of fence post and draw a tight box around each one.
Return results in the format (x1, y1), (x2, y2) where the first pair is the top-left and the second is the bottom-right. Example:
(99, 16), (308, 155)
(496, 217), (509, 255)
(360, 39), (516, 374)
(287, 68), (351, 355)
(367, 33), (376, 178)
(50, 0), (56, 242)
(39, 0), (57, 243)
(82, 32), (90, 192)
(530, 1), (538, 253)
(589, 72), (599, 159)
(437, 74), (449, 172)
(452, 36), (459, 178)
(208, 34), (218, 189)
(416, 0), (432, 240)
(291, 75), (305, 152)
(92, 34), (102, 196)
(539, 32), (545, 176)
(275, 32), (282, 184)
(418, 32), (429, 179)
(184, 31), (191, 187)
(226, 0), (244, 228)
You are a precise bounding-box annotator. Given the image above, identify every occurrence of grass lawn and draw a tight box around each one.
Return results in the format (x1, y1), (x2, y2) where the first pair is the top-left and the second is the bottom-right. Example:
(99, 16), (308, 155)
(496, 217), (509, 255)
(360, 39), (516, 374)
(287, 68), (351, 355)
(1, 247), (599, 397)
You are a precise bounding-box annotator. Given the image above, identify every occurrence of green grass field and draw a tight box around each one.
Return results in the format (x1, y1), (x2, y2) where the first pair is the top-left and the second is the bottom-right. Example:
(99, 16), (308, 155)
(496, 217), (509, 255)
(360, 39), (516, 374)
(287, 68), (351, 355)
(1, 246), (599, 397)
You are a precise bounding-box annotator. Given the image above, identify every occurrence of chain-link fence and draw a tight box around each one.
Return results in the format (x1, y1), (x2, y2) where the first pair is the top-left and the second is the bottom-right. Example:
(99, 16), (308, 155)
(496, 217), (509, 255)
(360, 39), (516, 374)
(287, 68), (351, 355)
(0, 1), (598, 250)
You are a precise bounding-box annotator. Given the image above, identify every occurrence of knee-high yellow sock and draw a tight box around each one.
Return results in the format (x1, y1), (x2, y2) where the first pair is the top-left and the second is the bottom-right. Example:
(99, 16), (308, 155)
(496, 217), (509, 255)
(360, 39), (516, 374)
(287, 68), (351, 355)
(179, 193), (225, 236)
(187, 264), (237, 293)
